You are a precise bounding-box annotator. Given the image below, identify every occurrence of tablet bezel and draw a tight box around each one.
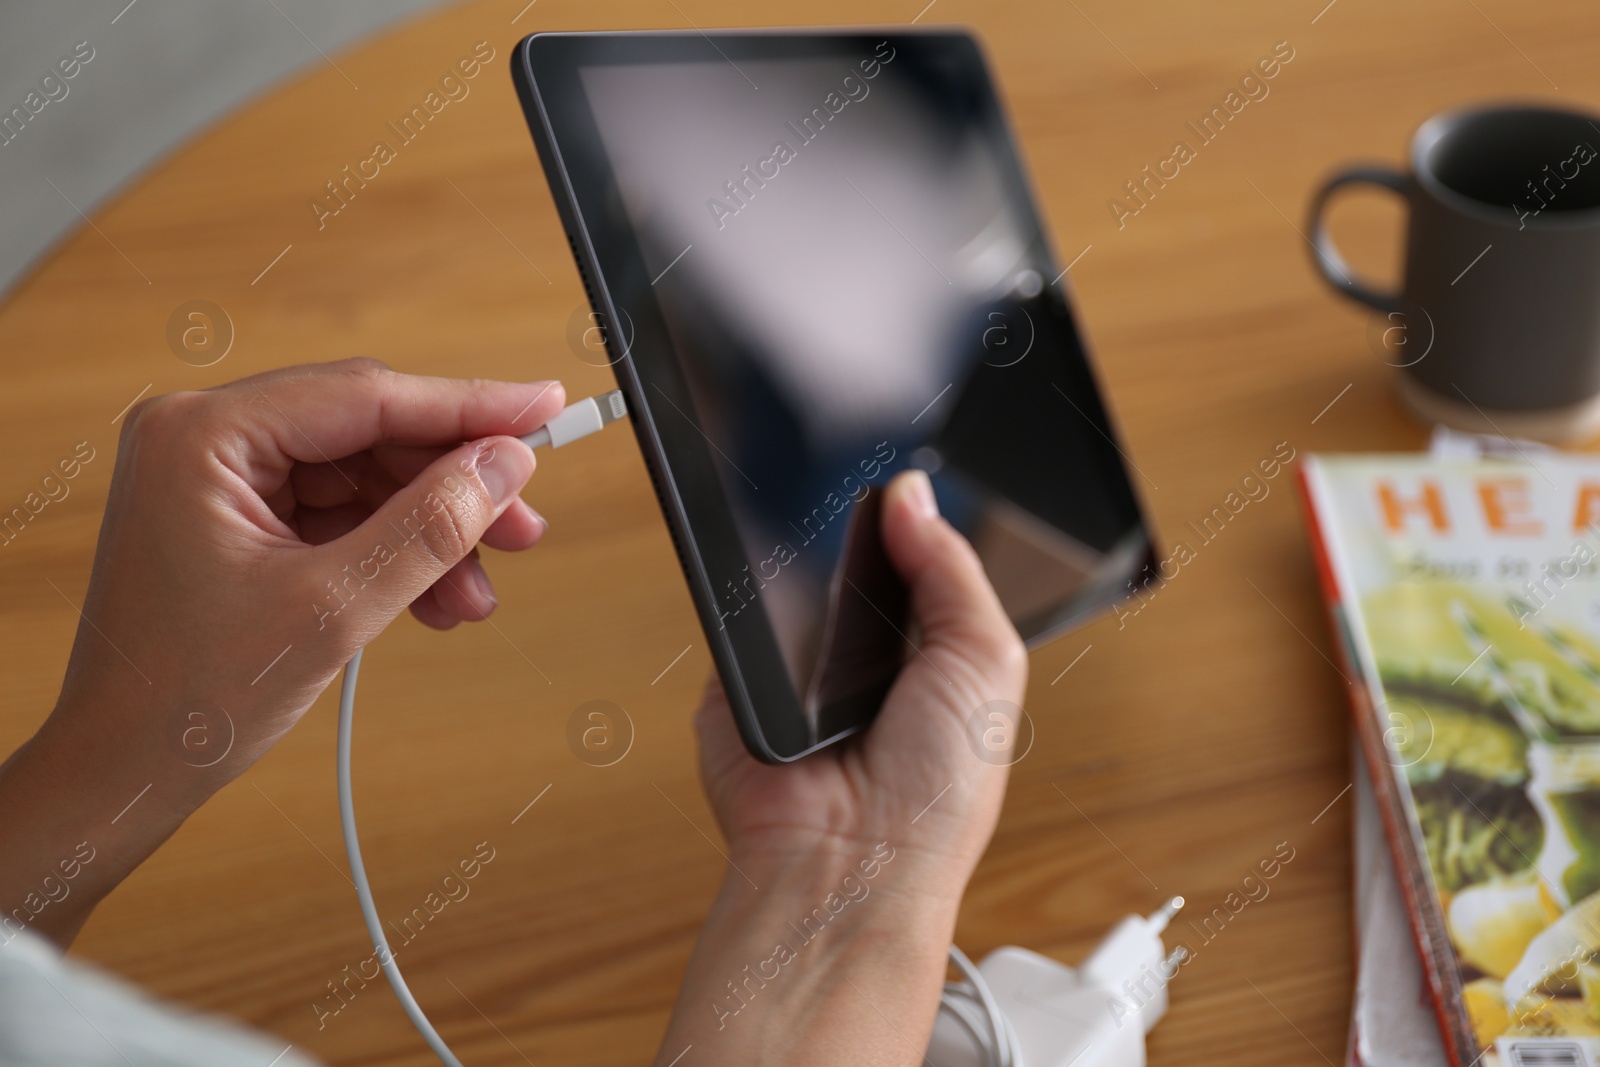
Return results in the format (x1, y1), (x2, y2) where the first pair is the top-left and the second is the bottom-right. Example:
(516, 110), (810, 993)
(512, 29), (1150, 762)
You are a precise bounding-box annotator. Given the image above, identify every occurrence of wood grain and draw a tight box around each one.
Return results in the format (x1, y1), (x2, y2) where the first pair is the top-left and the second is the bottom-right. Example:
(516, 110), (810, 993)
(1, 0), (1594, 1063)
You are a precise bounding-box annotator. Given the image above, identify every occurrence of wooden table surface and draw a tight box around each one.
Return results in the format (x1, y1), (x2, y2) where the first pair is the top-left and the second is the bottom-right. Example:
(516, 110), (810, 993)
(2, 0), (1593, 1063)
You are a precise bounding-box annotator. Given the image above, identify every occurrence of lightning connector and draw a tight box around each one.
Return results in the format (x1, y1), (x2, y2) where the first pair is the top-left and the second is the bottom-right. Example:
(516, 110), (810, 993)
(520, 389), (628, 450)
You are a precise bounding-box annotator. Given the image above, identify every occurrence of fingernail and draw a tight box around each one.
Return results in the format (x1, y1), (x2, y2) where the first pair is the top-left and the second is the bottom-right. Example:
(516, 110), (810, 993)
(470, 563), (498, 608)
(527, 507), (548, 537)
(475, 440), (532, 506)
(903, 469), (938, 519)
(528, 380), (562, 412)
(509, 382), (562, 434)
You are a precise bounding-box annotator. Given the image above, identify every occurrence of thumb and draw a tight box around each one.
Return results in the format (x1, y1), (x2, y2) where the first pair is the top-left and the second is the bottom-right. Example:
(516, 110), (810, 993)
(310, 436), (535, 644)
(879, 470), (1027, 703)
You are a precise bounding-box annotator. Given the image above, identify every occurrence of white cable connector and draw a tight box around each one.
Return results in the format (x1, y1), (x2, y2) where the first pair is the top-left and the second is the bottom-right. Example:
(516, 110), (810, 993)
(520, 389), (627, 450)
(929, 898), (1187, 1067)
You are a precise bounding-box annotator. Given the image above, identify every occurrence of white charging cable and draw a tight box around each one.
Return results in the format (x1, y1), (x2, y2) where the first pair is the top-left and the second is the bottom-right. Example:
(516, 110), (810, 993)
(942, 944), (1024, 1067)
(335, 391), (628, 1067)
(337, 647), (465, 1066)
(336, 389), (1182, 1067)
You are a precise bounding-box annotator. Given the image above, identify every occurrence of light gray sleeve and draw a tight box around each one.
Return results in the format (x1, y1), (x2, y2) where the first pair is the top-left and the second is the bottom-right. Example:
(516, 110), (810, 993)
(0, 928), (321, 1067)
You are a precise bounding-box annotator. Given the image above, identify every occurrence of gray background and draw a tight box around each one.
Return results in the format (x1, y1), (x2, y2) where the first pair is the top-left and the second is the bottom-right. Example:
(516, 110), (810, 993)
(0, 1), (456, 298)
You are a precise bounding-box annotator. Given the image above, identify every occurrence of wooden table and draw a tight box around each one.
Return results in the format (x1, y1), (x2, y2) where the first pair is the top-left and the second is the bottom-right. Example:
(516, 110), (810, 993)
(1, 0), (1593, 1062)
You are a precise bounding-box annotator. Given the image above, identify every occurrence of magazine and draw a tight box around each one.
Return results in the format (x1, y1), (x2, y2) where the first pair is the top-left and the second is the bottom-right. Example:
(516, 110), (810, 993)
(1304, 449), (1600, 1067)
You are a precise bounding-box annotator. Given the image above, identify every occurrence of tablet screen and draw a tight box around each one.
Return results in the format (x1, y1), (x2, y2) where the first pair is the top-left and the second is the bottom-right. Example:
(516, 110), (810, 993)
(525, 33), (1153, 758)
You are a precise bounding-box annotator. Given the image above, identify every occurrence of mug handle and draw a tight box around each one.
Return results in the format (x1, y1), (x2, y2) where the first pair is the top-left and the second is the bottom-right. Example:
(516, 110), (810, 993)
(1307, 165), (1409, 314)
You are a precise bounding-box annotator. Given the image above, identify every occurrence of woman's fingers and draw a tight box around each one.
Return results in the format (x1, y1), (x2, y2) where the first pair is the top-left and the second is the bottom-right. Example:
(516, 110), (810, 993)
(203, 360), (565, 495)
(296, 502), (500, 624)
(294, 443), (471, 509)
(362, 442), (547, 550)
(878, 470), (1028, 707)
(291, 443), (547, 629)
(867, 469), (1028, 797)
(431, 552), (498, 621)
(307, 436), (535, 646)
(290, 452), (395, 510)
(292, 454), (546, 552)
(480, 499), (548, 551)
(291, 501), (369, 546)
(693, 676), (747, 779)
(408, 585), (460, 630)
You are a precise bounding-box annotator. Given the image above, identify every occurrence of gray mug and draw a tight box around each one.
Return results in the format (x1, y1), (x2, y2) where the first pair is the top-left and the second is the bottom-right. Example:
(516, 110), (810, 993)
(1310, 103), (1600, 442)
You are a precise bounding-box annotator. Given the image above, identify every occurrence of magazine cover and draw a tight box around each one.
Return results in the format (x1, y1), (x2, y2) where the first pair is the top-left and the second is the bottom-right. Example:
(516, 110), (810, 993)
(1303, 453), (1600, 1067)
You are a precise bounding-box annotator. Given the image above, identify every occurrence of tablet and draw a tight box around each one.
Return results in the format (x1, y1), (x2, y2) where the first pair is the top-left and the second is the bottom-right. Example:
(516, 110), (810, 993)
(513, 29), (1156, 762)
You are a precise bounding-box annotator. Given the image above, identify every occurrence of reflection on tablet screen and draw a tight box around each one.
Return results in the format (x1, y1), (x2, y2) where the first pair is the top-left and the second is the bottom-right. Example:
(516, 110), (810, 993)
(569, 38), (1151, 742)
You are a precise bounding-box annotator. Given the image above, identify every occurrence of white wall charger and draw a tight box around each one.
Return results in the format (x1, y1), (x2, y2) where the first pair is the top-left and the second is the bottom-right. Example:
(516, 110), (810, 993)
(930, 898), (1187, 1067)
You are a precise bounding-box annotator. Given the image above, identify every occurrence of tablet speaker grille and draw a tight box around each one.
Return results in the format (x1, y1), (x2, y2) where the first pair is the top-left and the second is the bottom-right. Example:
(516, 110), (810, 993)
(566, 232), (600, 323)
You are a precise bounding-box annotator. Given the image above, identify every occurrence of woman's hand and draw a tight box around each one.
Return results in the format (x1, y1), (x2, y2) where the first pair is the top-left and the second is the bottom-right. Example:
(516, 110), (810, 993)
(0, 360), (565, 945)
(658, 469), (1029, 1066)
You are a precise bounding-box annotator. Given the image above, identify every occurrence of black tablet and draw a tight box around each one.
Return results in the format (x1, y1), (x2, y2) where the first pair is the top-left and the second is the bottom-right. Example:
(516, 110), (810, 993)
(513, 29), (1155, 762)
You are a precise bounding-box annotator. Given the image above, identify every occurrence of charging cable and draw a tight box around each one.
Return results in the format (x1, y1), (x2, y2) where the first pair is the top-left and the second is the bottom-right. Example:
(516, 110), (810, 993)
(337, 389), (1184, 1067)
(942, 944), (1024, 1067)
(336, 390), (628, 1067)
